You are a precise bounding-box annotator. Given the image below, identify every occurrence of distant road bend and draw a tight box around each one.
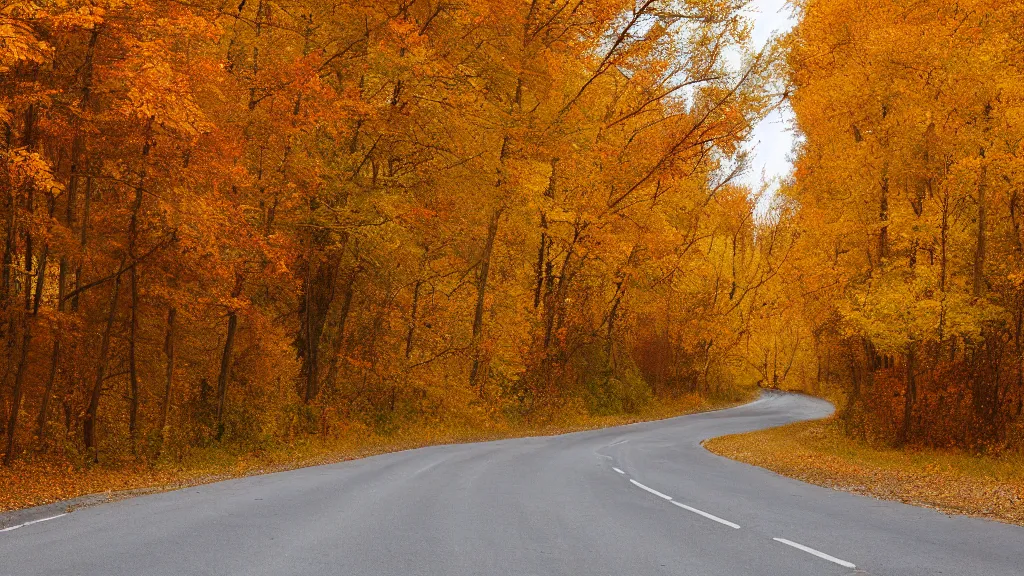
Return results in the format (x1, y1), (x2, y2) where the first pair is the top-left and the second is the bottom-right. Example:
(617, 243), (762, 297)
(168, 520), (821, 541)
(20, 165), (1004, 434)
(2, 392), (1021, 576)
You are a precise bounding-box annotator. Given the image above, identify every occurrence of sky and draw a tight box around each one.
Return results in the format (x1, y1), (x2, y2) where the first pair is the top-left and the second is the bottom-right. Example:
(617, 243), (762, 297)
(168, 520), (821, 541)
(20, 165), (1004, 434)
(739, 0), (799, 199)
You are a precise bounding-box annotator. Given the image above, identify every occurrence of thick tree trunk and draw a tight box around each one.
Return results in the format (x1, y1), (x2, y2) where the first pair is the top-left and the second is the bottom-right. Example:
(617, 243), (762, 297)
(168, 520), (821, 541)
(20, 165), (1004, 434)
(841, 339), (865, 428)
(3, 325), (32, 466)
(215, 273), (243, 440)
(326, 270), (357, 391)
(215, 310), (238, 441)
(299, 254), (338, 404)
(469, 207), (502, 388)
(1, 186), (14, 303)
(156, 307), (176, 458)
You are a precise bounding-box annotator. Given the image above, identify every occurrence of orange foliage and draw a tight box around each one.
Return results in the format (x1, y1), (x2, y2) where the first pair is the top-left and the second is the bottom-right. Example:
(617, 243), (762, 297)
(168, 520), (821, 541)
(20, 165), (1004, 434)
(0, 0), (781, 475)
(781, 0), (1024, 450)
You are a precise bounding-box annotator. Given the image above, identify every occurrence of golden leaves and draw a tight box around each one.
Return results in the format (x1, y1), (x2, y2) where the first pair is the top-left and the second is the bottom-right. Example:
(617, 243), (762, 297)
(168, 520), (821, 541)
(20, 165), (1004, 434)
(5, 149), (63, 196)
(0, 6), (51, 73)
(706, 419), (1024, 526)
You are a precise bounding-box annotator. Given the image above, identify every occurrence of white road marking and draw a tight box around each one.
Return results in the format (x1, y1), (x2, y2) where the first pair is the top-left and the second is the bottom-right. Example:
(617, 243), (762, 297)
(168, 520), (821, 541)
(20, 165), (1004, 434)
(0, 514), (67, 533)
(670, 501), (740, 529)
(610, 439), (628, 446)
(773, 538), (856, 569)
(597, 454), (613, 460)
(613, 467), (625, 475)
(629, 479), (673, 500)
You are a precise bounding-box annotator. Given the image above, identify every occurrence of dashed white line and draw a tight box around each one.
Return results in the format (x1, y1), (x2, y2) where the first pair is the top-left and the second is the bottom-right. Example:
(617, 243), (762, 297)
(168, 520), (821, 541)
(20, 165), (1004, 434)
(629, 479), (673, 501)
(0, 513), (67, 533)
(670, 501), (740, 529)
(610, 439), (628, 446)
(773, 538), (856, 569)
(612, 467), (625, 475)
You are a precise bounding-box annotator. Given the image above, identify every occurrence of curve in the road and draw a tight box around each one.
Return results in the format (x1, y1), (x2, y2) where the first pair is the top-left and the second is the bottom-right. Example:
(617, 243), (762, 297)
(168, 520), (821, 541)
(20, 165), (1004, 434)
(1, 392), (1021, 576)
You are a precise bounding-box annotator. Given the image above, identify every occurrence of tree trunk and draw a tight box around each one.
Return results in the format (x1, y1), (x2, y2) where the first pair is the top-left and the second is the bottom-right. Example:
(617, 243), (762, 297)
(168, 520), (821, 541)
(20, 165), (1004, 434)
(1, 184), (14, 303)
(607, 281), (623, 361)
(215, 310), (238, 441)
(3, 325), (32, 466)
(533, 159), (558, 309)
(72, 175), (92, 312)
(3, 89), (44, 463)
(31, 247), (47, 315)
(543, 229), (580, 350)
(37, 337), (59, 444)
(469, 207), (502, 388)
(901, 342), (917, 445)
(533, 220), (547, 309)
(68, 28), (99, 313)
(326, 270), (357, 391)
(128, 265), (140, 440)
(299, 253), (338, 404)
(22, 104), (36, 313)
(38, 252), (69, 444)
(83, 271), (122, 459)
(156, 307), (176, 459)
(215, 273), (243, 440)
(974, 159), (987, 298)
(126, 117), (153, 442)
(405, 280), (421, 359)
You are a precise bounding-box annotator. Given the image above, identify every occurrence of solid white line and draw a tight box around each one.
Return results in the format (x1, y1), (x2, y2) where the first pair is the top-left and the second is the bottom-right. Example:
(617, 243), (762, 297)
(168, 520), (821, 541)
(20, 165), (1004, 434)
(629, 479), (672, 500)
(0, 513), (67, 533)
(613, 467), (625, 475)
(773, 538), (856, 569)
(670, 501), (740, 529)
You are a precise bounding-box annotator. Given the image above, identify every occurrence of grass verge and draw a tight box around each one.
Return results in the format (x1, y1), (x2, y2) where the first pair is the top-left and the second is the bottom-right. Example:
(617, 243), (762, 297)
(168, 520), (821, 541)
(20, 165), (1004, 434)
(703, 418), (1024, 526)
(1, 391), (753, 514)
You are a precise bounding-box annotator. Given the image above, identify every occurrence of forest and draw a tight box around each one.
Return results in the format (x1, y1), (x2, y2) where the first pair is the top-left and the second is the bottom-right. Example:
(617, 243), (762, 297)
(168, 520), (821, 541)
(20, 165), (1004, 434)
(0, 0), (1021, 476)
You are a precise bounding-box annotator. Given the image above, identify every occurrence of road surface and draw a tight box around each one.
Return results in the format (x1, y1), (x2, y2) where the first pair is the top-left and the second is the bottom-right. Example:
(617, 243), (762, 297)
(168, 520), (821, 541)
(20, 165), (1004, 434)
(1, 392), (1021, 575)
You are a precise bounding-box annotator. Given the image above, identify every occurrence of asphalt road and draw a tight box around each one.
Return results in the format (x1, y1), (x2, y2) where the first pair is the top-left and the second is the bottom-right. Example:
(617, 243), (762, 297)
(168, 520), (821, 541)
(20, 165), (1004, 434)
(2, 392), (1022, 575)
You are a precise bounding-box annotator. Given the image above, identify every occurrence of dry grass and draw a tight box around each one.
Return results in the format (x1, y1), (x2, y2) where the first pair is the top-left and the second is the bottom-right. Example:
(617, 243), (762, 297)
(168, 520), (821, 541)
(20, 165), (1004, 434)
(704, 418), (1024, 526)
(0, 392), (751, 513)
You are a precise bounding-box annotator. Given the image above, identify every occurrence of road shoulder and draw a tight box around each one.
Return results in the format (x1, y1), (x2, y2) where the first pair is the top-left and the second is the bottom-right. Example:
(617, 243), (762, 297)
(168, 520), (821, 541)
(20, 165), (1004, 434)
(703, 418), (1024, 526)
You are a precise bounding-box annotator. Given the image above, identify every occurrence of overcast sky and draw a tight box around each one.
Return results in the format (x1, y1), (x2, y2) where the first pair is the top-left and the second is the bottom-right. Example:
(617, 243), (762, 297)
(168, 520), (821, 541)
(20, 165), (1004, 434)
(739, 0), (798, 198)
